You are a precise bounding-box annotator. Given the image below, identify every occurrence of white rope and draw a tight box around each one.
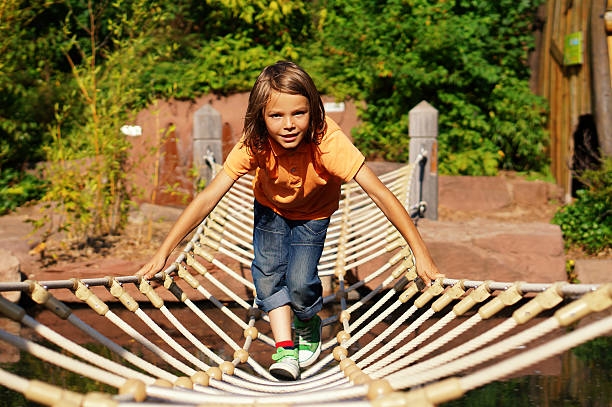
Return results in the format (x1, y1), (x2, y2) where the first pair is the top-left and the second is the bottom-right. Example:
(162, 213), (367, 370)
(135, 307), (209, 371)
(65, 313), (177, 382)
(357, 310), (455, 368)
(387, 317), (560, 388)
(1, 162), (609, 406)
(105, 310), (196, 376)
(0, 368), (29, 395)
(460, 315), (612, 391)
(0, 329), (125, 388)
(21, 314), (155, 384)
(369, 313), (483, 377)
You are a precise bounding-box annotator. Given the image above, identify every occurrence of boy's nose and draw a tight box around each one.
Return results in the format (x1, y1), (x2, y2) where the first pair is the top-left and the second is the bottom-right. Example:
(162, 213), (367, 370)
(283, 117), (295, 129)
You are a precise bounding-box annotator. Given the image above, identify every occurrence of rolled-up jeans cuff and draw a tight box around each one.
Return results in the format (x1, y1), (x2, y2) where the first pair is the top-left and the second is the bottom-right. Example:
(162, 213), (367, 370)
(293, 296), (323, 321)
(256, 288), (292, 313)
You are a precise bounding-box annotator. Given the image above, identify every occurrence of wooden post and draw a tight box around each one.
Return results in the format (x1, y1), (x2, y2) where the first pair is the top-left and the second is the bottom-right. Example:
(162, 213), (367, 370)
(581, 0), (593, 116)
(591, 0), (612, 156)
(568, 1), (579, 200)
(562, 3), (571, 201)
(551, 0), (562, 187)
(193, 105), (223, 185)
(409, 101), (438, 220)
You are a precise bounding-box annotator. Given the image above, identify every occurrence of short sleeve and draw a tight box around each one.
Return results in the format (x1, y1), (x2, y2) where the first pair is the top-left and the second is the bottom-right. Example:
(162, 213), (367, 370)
(223, 139), (257, 180)
(317, 120), (365, 182)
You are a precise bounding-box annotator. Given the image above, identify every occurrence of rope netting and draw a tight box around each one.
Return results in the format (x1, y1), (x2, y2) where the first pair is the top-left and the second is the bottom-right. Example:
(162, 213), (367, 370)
(0, 162), (610, 407)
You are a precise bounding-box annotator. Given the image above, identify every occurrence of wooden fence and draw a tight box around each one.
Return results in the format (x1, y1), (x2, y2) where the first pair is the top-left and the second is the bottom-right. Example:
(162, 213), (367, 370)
(531, 0), (612, 200)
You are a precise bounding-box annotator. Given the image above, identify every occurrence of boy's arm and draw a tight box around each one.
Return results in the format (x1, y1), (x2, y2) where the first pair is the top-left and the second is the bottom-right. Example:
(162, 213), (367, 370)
(136, 171), (236, 279)
(354, 163), (442, 285)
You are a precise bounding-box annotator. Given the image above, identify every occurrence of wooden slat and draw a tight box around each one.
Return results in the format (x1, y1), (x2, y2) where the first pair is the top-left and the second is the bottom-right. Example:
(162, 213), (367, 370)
(567, 0), (580, 198)
(561, 0), (571, 198)
(551, 0), (563, 186)
(580, 0), (592, 115)
(539, 0), (555, 99)
(609, 36), (612, 88)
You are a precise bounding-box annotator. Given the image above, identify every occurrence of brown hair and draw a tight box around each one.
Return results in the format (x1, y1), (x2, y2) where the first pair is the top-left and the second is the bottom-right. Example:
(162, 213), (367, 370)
(243, 61), (326, 154)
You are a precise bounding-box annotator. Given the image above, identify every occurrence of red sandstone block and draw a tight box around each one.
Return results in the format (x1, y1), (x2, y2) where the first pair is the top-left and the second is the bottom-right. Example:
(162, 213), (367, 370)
(0, 249), (21, 303)
(510, 180), (549, 206)
(574, 260), (612, 284)
(439, 176), (512, 212)
(472, 231), (564, 257)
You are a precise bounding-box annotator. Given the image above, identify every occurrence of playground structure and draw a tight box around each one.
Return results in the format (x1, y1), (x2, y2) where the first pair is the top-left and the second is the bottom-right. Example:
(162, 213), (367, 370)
(531, 0), (612, 198)
(0, 153), (610, 406)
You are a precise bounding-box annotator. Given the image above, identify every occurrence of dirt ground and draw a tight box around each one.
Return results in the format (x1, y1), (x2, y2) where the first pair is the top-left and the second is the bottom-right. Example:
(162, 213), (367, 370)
(30, 213), (176, 270)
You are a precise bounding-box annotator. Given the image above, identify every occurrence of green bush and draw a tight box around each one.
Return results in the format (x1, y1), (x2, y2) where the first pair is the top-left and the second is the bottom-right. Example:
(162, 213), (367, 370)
(2, 0), (550, 178)
(0, 1), (69, 171)
(304, 0), (548, 174)
(552, 157), (612, 254)
(0, 169), (47, 215)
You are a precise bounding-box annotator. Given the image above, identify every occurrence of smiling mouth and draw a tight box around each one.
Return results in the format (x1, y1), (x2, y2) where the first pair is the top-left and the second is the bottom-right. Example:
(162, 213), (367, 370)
(281, 134), (298, 141)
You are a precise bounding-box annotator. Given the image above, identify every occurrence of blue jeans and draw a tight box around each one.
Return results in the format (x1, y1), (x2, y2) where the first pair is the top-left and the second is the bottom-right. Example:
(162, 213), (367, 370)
(251, 200), (330, 320)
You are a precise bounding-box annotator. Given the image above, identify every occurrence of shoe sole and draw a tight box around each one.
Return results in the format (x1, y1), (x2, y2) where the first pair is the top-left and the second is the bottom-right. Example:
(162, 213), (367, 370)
(269, 366), (299, 381)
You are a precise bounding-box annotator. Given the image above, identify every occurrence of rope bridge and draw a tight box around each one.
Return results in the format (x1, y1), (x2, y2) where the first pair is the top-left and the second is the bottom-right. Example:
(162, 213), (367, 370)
(0, 162), (610, 407)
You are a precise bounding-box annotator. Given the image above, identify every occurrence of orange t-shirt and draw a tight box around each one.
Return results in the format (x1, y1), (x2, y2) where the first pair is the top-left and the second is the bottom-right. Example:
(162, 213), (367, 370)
(223, 117), (365, 220)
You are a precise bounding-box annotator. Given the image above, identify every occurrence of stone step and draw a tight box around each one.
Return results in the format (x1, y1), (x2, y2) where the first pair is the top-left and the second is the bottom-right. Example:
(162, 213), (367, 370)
(574, 259), (612, 284)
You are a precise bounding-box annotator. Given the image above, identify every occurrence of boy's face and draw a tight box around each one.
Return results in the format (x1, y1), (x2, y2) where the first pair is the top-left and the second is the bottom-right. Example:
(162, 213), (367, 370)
(264, 91), (310, 150)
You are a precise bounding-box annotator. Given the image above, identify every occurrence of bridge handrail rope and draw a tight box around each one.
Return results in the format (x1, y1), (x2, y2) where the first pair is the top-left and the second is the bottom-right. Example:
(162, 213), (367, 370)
(0, 161), (609, 406)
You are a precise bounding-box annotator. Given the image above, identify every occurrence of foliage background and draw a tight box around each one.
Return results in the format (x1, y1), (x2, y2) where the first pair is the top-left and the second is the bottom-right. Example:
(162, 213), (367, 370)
(1, 0), (558, 241)
(552, 157), (612, 254)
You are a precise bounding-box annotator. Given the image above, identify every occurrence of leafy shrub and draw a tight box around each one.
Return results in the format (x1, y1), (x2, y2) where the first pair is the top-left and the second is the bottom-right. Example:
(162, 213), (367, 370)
(0, 1), (70, 171)
(0, 169), (47, 215)
(304, 0), (549, 175)
(35, 0), (166, 242)
(552, 157), (612, 254)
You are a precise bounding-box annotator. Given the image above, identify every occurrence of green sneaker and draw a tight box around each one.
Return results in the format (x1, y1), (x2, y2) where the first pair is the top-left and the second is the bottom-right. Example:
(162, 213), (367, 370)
(269, 347), (299, 380)
(294, 315), (321, 367)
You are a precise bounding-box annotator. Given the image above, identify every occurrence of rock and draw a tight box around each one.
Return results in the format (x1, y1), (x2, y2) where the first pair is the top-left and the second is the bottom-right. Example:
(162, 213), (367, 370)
(439, 176), (513, 212)
(509, 180), (549, 206)
(546, 182), (565, 202)
(0, 249), (22, 302)
(472, 231), (564, 257)
(0, 205), (41, 280)
(129, 203), (183, 224)
(394, 219), (564, 284)
(0, 317), (20, 363)
(0, 248), (21, 364)
(574, 259), (612, 284)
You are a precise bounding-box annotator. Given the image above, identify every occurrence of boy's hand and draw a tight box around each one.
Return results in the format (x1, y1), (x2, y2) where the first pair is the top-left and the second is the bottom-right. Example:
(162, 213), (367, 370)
(136, 254), (167, 280)
(414, 253), (444, 287)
